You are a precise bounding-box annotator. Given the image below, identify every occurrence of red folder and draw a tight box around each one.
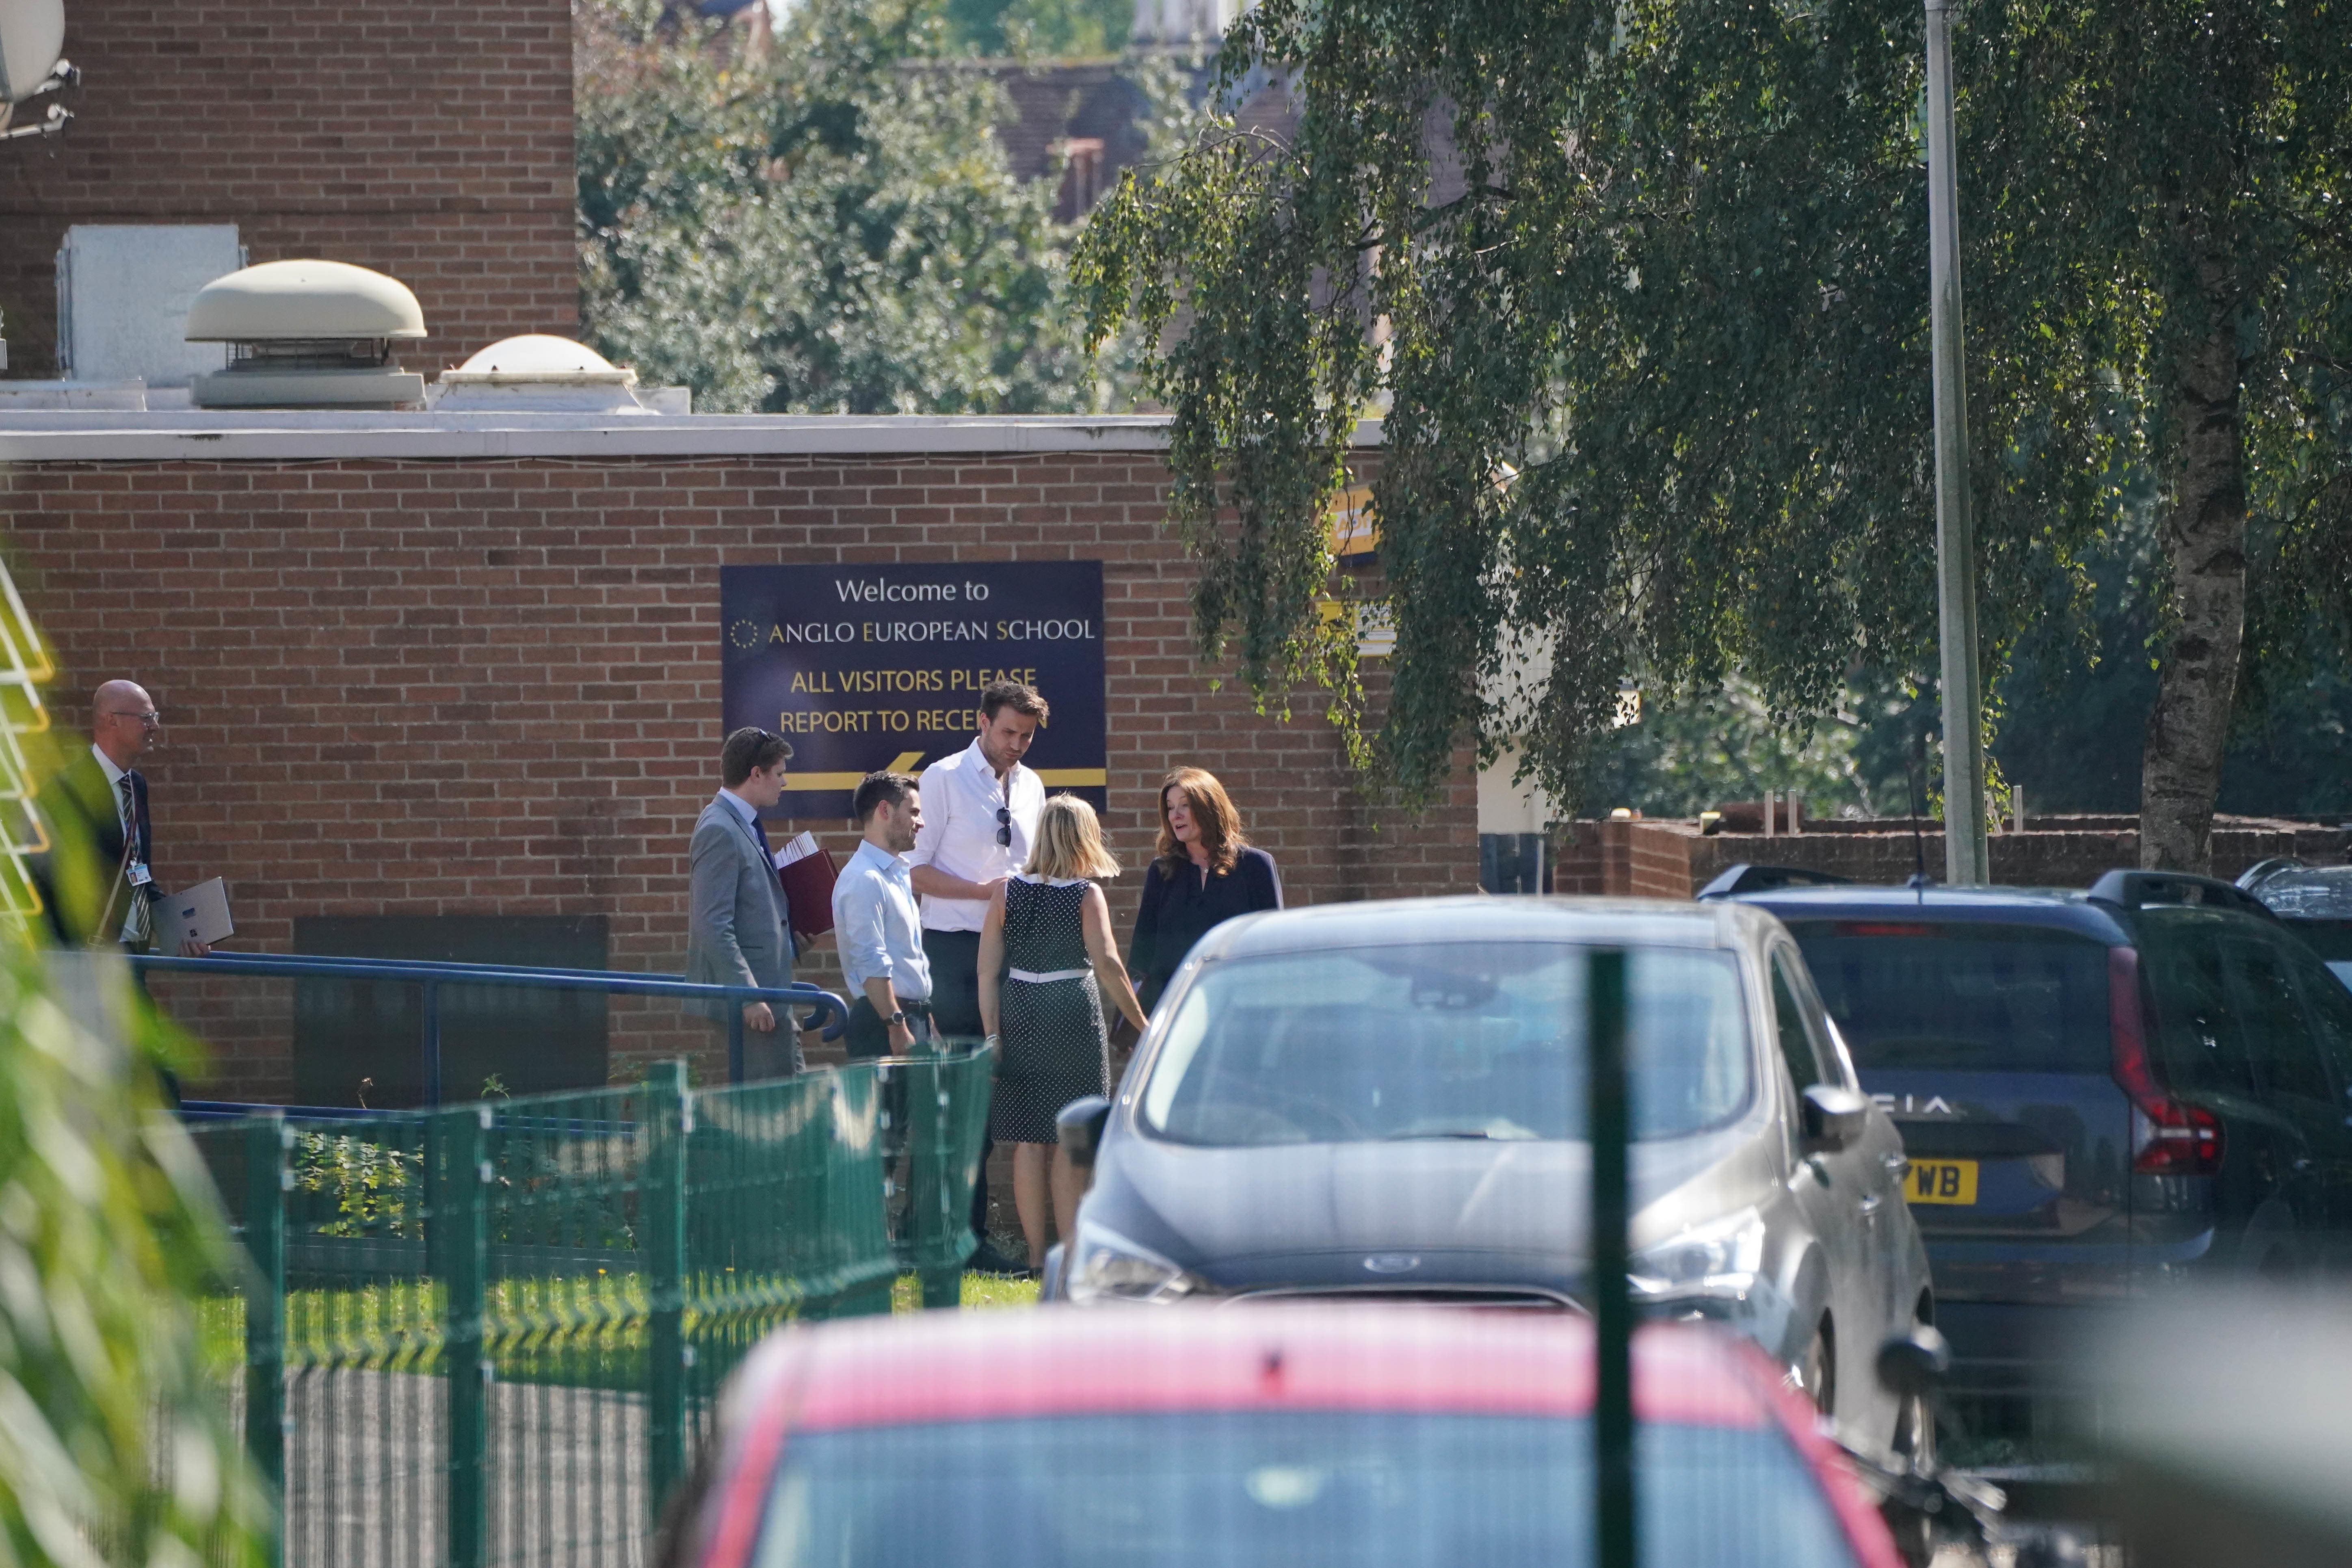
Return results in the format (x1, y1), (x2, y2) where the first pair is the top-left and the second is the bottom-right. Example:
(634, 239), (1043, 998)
(777, 837), (838, 940)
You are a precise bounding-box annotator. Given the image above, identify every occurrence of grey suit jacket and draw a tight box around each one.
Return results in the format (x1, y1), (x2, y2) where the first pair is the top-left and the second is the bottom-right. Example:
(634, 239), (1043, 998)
(684, 793), (792, 1022)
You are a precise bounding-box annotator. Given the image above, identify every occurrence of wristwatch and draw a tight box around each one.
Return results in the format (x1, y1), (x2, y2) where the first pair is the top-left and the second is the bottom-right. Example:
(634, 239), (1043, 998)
(886, 1010), (907, 1026)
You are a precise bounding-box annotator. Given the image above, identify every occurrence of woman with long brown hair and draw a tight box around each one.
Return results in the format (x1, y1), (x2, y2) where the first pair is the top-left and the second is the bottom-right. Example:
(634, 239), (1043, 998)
(1127, 767), (1283, 1013)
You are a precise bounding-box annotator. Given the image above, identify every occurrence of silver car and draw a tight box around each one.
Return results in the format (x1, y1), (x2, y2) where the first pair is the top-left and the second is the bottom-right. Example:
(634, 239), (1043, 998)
(1047, 896), (1937, 1464)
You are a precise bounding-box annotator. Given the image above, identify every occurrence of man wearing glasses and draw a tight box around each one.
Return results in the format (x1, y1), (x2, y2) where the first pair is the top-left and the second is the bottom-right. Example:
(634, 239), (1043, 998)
(910, 680), (1048, 1272)
(35, 680), (208, 959)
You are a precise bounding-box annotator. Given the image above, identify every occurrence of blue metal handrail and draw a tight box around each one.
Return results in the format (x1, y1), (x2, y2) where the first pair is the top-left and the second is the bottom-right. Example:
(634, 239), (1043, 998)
(133, 951), (849, 1105)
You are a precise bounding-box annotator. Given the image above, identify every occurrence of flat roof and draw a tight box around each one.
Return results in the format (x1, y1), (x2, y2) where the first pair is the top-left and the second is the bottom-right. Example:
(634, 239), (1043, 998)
(0, 410), (1386, 464)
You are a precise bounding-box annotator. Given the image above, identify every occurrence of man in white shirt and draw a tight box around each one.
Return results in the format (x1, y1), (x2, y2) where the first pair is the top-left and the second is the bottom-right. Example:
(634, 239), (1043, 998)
(831, 772), (932, 1060)
(910, 680), (1048, 1268)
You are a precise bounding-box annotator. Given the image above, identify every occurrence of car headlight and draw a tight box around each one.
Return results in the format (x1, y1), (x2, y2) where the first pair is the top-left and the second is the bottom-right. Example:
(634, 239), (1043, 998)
(1629, 1207), (1768, 1295)
(1064, 1220), (1210, 1305)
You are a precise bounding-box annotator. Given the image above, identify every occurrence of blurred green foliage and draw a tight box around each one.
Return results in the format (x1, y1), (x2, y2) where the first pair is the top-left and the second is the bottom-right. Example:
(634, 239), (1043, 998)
(0, 944), (269, 1565)
(916, 0), (1132, 57)
(577, 0), (1138, 413)
(1579, 675), (1922, 822)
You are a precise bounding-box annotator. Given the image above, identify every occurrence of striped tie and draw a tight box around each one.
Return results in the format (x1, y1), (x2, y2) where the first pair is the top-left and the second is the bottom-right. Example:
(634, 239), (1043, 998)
(118, 776), (150, 945)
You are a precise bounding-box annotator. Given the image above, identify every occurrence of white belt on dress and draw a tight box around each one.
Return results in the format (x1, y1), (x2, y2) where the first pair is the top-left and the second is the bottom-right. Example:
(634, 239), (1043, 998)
(1008, 966), (1090, 984)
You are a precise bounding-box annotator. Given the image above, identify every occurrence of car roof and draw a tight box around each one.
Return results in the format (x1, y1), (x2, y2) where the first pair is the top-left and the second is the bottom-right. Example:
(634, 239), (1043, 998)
(1733, 883), (2133, 943)
(736, 1306), (1764, 1431)
(699, 1308), (1902, 1568)
(1191, 895), (1776, 963)
(2242, 863), (2352, 921)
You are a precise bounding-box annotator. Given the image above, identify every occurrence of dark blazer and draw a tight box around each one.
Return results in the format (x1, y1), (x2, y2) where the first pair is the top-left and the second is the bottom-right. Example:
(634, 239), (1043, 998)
(1128, 845), (1283, 1012)
(33, 749), (158, 947)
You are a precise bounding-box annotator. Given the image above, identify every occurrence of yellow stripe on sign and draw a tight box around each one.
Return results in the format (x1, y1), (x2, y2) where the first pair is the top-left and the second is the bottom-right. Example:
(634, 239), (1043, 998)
(779, 754), (925, 792)
(782, 763), (1105, 789)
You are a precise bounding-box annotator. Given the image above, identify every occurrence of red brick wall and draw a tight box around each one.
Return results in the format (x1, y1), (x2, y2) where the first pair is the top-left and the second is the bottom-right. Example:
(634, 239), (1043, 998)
(0, 0), (576, 377)
(1551, 824), (1604, 894)
(0, 450), (1477, 1099)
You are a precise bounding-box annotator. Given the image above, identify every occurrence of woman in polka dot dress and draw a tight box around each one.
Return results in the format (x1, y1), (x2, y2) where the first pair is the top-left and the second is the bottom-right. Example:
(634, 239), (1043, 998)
(978, 795), (1149, 1273)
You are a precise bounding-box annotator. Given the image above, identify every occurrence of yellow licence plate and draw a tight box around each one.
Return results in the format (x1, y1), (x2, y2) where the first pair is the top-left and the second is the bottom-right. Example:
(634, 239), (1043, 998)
(1904, 1159), (1979, 1206)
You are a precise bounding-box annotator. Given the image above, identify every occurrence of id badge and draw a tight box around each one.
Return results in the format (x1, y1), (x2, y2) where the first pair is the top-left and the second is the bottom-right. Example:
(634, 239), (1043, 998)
(127, 861), (153, 887)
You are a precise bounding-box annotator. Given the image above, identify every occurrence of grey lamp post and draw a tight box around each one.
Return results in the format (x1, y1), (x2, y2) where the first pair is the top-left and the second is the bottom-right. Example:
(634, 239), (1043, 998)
(1925, 0), (1989, 885)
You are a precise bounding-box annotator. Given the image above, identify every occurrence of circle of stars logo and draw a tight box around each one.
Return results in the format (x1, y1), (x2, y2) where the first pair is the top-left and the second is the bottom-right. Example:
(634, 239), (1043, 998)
(728, 619), (763, 650)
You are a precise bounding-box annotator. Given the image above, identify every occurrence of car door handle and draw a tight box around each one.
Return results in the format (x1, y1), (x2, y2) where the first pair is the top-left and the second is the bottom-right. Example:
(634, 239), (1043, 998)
(1883, 1155), (1911, 1177)
(1859, 1193), (1884, 1216)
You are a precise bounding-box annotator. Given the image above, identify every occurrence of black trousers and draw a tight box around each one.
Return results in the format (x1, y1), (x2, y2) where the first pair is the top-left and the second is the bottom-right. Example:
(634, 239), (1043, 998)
(921, 928), (993, 1239)
(844, 995), (935, 1060)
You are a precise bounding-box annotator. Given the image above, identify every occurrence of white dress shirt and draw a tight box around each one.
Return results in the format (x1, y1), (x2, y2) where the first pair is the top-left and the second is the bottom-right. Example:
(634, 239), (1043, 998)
(909, 737), (1045, 933)
(717, 786), (760, 828)
(832, 839), (930, 1000)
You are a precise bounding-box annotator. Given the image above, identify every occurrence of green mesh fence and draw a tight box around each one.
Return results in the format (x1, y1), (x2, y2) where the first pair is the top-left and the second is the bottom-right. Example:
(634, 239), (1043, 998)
(186, 1045), (994, 1568)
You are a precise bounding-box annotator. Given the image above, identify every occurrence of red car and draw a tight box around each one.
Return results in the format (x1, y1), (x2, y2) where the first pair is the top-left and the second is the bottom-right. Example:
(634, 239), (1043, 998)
(667, 1305), (1904, 1568)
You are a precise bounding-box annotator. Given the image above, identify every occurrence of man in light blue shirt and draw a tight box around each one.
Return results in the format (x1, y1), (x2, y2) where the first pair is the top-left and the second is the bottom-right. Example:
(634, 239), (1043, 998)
(831, 771), (932, 1059)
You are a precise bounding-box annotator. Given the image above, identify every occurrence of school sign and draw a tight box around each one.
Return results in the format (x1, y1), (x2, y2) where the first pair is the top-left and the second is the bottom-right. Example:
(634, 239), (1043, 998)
(720, 561), (1108, 820)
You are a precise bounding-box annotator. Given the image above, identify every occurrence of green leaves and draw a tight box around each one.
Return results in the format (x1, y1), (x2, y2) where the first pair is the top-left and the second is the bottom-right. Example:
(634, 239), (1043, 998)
(1080, 0), (2352, 819)
(576, 0), (1126, 414)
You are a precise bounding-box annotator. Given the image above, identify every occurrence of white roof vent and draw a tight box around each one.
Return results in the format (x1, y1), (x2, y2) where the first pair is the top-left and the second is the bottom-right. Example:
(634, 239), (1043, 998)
(184, 259), (427, 409)
(430, 334), (653, 413)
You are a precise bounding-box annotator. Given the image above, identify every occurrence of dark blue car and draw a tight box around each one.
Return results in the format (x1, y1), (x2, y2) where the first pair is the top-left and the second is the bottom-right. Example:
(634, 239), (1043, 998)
(1717, 869), (2352, 1395)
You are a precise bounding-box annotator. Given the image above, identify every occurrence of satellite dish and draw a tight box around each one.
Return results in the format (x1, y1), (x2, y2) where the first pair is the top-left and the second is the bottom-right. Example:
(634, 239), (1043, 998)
(0, 0), (66, 104)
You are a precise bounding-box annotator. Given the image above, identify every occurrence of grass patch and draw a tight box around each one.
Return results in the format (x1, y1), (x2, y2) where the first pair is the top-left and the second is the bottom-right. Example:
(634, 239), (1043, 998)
(889, 1271), (1040, 1311)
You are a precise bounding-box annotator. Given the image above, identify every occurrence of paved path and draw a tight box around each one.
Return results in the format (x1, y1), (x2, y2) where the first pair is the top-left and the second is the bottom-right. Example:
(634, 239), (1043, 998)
(275, 1369), (648, 1568)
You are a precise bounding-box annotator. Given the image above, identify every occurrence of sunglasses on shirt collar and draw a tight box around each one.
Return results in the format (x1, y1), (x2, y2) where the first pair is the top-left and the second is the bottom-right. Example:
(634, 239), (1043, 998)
(996, 807), (1011, 847)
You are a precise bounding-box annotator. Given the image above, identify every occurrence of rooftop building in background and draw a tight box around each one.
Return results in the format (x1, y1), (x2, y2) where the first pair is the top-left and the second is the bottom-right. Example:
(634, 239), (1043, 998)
(1129, 0), (1244, 45)
(0, 0), (576, 379)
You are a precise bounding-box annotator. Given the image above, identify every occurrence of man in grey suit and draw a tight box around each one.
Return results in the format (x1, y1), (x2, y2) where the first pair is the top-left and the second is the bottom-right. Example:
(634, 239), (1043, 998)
(686, 727), (798, 1077)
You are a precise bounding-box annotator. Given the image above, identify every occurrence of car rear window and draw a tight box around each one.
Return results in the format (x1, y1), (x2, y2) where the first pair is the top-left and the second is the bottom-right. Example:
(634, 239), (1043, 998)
(755, 1410), (1863, 1568)
(2132, 912), (2341, 1100)
(1783, 921), (2111, 1074)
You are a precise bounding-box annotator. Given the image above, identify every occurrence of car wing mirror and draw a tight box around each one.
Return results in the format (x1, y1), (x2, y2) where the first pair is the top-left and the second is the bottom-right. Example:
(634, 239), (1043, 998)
(1801, 1084), (1869, 1154)
(1874, 1324), (1952, 1400)
(1056, 1095), (1113, 1169)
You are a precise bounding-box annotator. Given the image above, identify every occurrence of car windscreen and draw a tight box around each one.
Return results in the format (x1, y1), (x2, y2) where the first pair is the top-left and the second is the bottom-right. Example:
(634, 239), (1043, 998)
(1137, 944), (1750, 1147)
(2248, 872), (2352, 922)
(1783, 921), (2111, 1074)
(754, 1410), (1862, 1568)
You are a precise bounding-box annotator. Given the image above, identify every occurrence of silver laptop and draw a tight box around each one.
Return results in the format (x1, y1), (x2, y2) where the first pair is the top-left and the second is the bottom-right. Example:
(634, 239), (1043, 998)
(152, 877), (234, 952)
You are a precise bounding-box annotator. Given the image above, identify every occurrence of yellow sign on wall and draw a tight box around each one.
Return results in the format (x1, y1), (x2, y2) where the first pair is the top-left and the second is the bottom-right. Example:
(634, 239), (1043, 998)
(1330, 486), (1378, 560)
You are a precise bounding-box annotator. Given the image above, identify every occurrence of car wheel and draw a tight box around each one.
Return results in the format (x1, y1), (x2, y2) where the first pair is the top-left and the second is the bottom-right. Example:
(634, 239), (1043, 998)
(1891, 1358), (1936, 1471)
(1799, 1319), (1836, 1418)
(1888, 1299), (1939, 1469)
